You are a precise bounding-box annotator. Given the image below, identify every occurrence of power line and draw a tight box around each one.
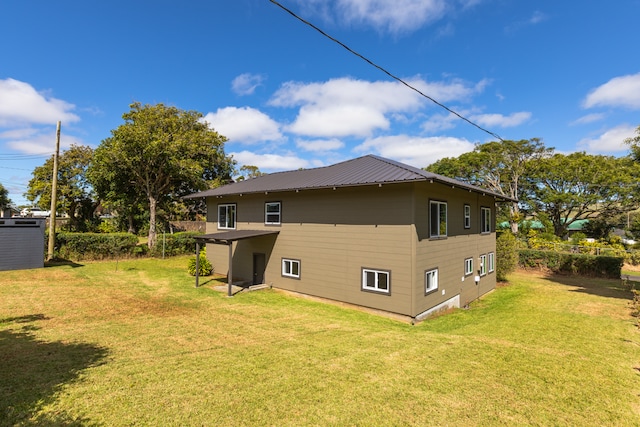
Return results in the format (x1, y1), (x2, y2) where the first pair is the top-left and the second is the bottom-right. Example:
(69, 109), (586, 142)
(268, 0), (504, 142)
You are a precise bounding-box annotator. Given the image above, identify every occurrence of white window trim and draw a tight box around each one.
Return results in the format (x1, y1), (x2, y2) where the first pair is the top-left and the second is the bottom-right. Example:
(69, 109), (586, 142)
(265, 202), (281, 225)
(218, 204), (236, 230)
(425, 268), (438, 294)
(481, 207), (491, 234)
(488, 252), (495, 273)
(362, 268), (390, 294)
(464, 204), (471, 229)
(430, 200), (448, 238)
(464, 257), (474, 276)
(479, 254), (487, 276)
(282, 258), (300, 279)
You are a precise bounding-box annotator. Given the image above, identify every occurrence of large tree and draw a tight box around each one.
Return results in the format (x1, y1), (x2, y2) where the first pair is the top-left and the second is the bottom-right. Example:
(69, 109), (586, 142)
(25, 144), (96, 230)
(426, 138), (552, 233)
(524, 152), (640, 237)
(0, 183), (11, 211)
(89, 102), (234, 248)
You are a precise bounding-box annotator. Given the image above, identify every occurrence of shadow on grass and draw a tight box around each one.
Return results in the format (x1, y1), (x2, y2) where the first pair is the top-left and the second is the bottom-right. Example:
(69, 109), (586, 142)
(0, 316), (109, 426)
(543, 274), (634, 300)
(45, 258), (84, 269)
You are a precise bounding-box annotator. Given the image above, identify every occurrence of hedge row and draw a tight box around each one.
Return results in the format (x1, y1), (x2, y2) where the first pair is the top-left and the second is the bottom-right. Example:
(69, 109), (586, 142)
(55, 232), (139, 260)
(53, 231), (203, 261)
(518, 249), (623, 279)
(148, 232), (202, 257)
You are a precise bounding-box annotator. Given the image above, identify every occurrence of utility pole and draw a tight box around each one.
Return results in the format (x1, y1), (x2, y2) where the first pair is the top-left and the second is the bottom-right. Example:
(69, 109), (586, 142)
(47, 121), (61, 261)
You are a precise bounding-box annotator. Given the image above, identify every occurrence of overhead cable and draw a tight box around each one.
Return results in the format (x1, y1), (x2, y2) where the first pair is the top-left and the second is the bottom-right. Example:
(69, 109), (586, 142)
(269, 0), (504, 142)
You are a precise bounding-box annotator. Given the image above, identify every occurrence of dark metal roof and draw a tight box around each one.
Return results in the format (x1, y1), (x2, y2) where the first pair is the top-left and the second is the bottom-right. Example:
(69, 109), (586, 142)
(186, 155), (515, 202)
(194, 229), (280, 244)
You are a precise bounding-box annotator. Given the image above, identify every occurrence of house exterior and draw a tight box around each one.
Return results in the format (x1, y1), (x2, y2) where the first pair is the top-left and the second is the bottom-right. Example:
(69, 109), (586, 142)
(186, 155), (513, 322)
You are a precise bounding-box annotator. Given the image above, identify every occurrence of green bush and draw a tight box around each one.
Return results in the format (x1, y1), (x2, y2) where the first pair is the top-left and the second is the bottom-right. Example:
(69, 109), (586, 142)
(55, 232), (139, 260)
(518, 249), (623, 278)
(188, 253), (213, 276)
(150, 232), (203, 257)
(496, 231), (518, 282)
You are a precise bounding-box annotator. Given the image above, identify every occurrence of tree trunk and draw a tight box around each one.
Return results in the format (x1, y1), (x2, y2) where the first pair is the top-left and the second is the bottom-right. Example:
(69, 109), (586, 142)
(127, 214), (136, 234)
(509, 202), (519, 234)
(148, 195), (157, 248)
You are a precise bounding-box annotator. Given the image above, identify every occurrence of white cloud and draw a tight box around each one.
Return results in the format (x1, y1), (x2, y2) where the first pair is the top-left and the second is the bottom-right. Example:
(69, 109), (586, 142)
(505, 10), (548, 33)
(422, 112), (458, 133)
(0, 78), (80, 126)
(269, 77), (484, 138)
(583, 73), (640, 109)
(336, 0), (448, 34)
(570, 113), (605, 126)
(470, 111), (531, 128)
(230, 150), (312, 171)
(296, 138), (345, 152)
(354, 134), (474, 167)
(231, 73), (265, 96)
(577, 124), (637, 153)
(203, 107), (283, 144)
(4, 128), (84, 154)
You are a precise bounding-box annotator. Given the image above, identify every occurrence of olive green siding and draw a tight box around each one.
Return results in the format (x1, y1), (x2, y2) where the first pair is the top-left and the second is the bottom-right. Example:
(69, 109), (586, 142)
(205, 181), (497, 318)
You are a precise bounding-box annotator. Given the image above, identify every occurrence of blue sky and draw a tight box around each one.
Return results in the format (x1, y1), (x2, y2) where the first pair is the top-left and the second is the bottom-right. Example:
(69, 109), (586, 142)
(1, 0), (639, 206)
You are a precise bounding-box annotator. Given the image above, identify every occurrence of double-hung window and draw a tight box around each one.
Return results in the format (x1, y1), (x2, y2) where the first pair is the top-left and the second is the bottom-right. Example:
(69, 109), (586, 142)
(479, 254), (487, 276)
(362, 268), (390, 294)
(425, 268), (438, 294)
(430, 201), (447, 238)
(481, 207), (491, 234)
(464, 204), (471, 229)
(464, 258), (474, 276)
(265, 202), (281, 225)
(282, 258), (300, 278)
(218, 204), (236, 230)
(488, 252), (495, 273)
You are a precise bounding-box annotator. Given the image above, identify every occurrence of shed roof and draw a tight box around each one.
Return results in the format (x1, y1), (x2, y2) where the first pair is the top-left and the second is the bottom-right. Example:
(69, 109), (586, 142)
(186, 155), (515, 201)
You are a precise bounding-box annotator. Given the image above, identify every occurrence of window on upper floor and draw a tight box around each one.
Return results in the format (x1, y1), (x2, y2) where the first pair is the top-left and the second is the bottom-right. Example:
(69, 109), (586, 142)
(362, 268), (390, 294)
(430, 201), (447, 238)
(218, 204), (236, 230)
(464, 204), (471, 229)
(265, 202), (281, 225)
(481, 207), (491, 234)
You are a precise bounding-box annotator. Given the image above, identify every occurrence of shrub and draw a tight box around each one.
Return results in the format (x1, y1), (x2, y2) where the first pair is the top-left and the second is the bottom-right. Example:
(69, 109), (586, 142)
(150, 231), (203, 257)
(188, 253), (213, 276)
(518, 249), (623, 278)
(496, 231), (518, 281)
(55, 232), (138, 260)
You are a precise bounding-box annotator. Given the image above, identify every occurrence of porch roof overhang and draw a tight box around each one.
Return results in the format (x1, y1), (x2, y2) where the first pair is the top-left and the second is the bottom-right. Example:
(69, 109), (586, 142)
(193, 229), (279, 294)
(195, 229), (280, 245)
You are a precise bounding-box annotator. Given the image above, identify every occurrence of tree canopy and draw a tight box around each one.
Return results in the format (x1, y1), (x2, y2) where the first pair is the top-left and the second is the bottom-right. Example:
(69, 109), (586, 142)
(426, 138), (640, 238)
(524, 152), (640, 237)
(25, 144), (95, 230)
(88, 102), (235, 248)
(0, 183), (11, 211)
(426, 138), (552, 233)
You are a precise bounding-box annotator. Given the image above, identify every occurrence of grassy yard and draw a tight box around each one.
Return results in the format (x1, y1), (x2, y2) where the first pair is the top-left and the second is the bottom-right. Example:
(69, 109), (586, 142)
(1, 257), (639, 426)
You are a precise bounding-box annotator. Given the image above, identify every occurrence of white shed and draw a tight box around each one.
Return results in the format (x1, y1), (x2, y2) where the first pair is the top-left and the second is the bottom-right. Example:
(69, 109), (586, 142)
(0, 217), (46, 271)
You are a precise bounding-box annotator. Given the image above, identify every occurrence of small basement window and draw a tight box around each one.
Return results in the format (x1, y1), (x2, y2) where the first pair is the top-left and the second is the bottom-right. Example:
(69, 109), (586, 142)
(362, 268), (390, 294)
(425, 268), (438, 294)
(282, 258), (300, 279)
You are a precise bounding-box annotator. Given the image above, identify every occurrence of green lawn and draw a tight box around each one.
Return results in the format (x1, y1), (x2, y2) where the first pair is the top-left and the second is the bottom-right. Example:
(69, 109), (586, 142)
(1, 257), (639, 426)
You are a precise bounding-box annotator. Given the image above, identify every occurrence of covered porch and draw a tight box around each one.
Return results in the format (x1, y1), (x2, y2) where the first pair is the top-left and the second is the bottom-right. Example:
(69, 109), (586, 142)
(193, 229), (280, 296)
